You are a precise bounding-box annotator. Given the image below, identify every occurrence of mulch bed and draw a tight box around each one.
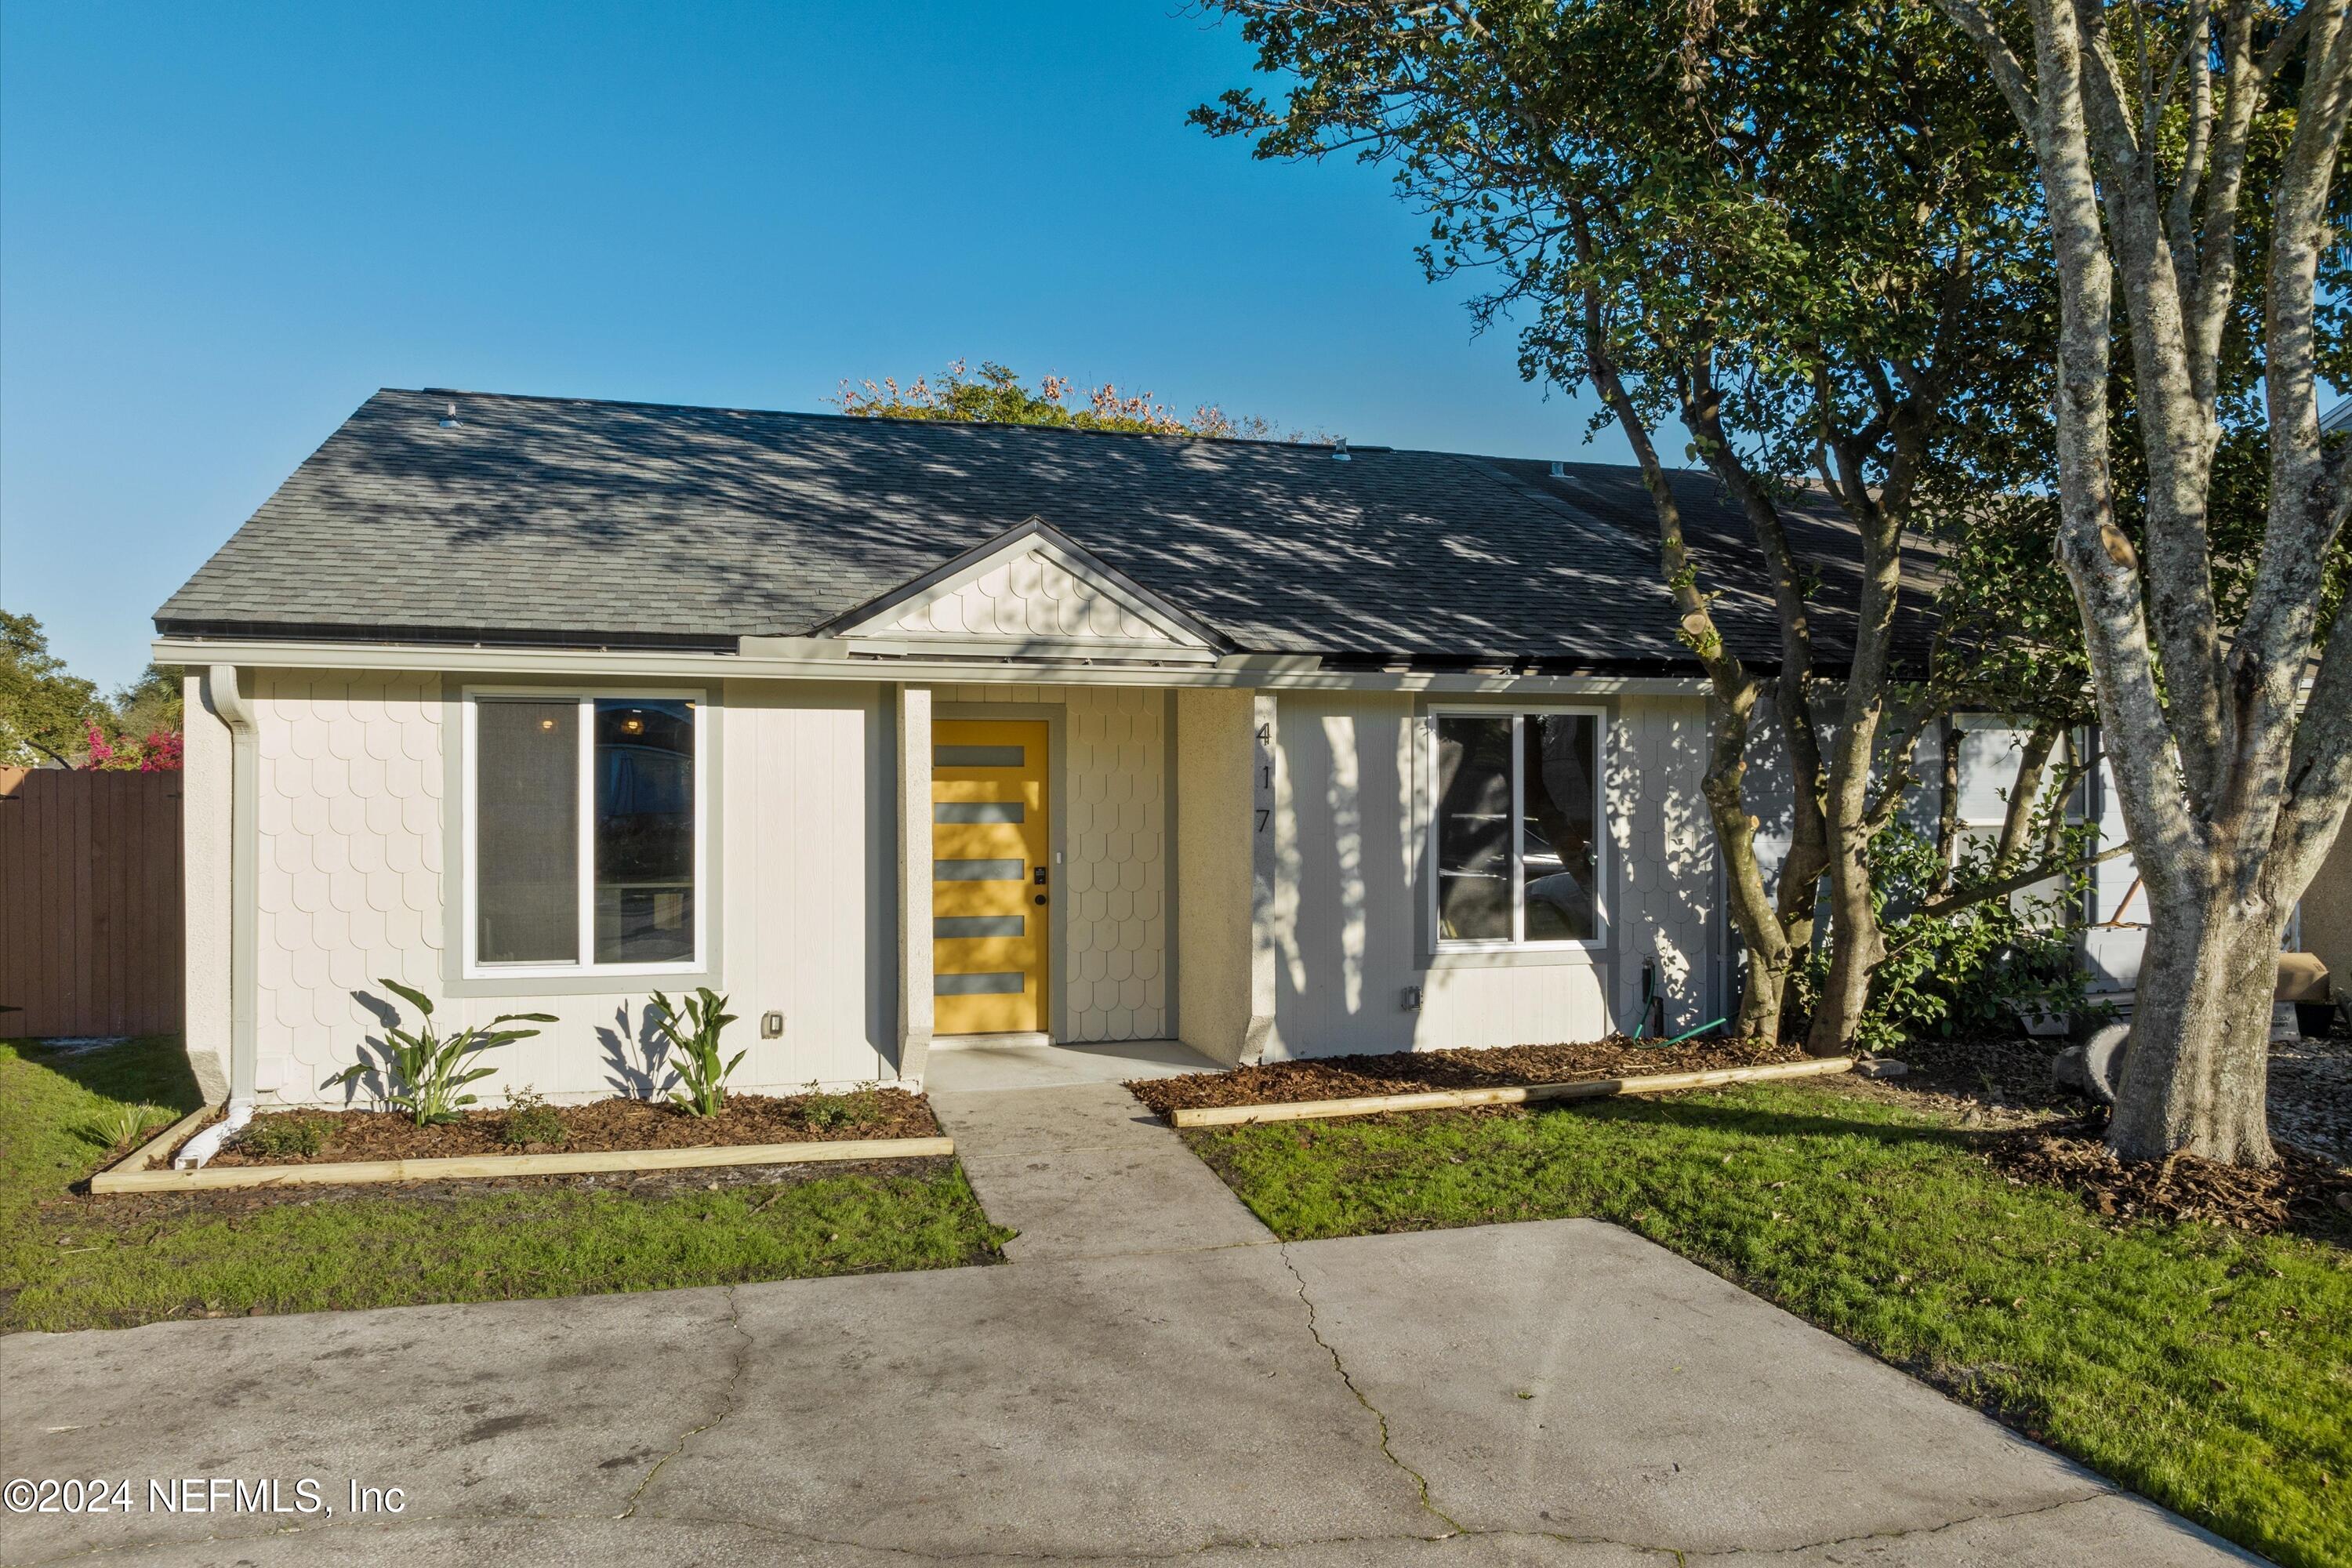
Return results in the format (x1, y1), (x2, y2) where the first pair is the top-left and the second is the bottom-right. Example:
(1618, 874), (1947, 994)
(1984, 1116), (2352, 1237)
(1126, 1034), (1809, 1116)
(178, 1088), (938, 1169)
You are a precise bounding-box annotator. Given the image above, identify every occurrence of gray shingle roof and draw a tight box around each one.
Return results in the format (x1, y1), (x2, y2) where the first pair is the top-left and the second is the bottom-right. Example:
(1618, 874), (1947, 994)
(157, 387), (1898, 670)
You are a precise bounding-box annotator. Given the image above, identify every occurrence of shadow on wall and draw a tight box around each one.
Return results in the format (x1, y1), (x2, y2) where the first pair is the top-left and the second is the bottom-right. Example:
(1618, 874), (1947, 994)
(319, 985), (405, 1105)
(1624, 709), (1716, 1035)
(599, 1001), (674, 1101)
(1272, 702), (1425, 1058)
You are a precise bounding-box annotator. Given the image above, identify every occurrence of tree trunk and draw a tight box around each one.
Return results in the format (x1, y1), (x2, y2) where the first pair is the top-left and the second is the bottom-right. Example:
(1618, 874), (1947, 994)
(1934, 717), (1962, 893)
(1805, 792), (1887, 1055)
(2110, 892), (2281, 1166)
(1992, 721), (2061, 877)
(1573, 267), (1798, 1046)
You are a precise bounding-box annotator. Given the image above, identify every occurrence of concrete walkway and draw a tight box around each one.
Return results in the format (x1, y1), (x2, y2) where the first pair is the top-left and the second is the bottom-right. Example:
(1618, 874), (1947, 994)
(929, 1040), (1269, 1261)
(2, 1049), (2260, 1567)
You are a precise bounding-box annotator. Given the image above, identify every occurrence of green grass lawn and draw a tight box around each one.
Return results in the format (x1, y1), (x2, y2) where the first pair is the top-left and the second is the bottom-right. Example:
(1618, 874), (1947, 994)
(2, 1036), (1010, 1334)
(1185, 1083), (2352, 1568)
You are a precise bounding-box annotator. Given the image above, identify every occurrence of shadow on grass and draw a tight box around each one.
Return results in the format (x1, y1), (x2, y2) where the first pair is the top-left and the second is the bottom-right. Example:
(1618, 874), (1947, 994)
(1520, 1084), (1988, 1153)
(9, 1036), (205, 1116)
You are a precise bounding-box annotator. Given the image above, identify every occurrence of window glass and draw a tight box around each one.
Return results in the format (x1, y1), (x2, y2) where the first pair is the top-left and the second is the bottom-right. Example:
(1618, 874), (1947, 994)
(476, 699), (579, 964)
(1435, 714), (1514, 941)
(593, 699), (696, 964)
(1523, 714), (1599, 941)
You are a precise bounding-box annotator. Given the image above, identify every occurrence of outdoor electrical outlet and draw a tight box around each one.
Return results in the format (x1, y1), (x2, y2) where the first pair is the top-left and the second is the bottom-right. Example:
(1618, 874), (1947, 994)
(761, 1011), (784, 1039)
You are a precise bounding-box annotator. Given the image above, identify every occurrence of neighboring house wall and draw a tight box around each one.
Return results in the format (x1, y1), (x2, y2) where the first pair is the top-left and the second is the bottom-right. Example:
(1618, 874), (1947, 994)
(2304, 827), (2352, 991)
(1741, 699), (2151, 1001)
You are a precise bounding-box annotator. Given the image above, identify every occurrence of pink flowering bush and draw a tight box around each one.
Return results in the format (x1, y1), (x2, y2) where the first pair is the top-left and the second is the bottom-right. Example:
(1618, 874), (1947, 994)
(83, 719), (183, 771)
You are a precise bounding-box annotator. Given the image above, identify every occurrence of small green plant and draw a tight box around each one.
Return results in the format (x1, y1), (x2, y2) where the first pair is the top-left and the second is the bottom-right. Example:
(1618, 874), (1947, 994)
(79, 1102), (169, 1150)
(324, 978), (556, 1127)
(649, 988), (743, 1117)
(499, 1085), (568, 1148)
(236, 1113), (328, 1159)
(800, 1084), (885, 1131)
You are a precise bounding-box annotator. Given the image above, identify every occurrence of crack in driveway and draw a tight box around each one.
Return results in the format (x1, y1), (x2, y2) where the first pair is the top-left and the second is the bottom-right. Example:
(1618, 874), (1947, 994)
(617, 1284), (753, 1519)
(1275, 1241), (1466, 1537)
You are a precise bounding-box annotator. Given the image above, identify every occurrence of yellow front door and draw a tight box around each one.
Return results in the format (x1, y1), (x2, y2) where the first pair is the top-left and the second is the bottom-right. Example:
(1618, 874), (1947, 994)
(931, 720), (1049, 1035)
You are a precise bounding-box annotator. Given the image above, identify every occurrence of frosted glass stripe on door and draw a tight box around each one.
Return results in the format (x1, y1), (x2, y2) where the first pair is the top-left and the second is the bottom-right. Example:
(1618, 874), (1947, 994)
(935, 802), (1026, 823)
(935, 858), (1025, 881)
(934, 971), (1025, 995)
(935, 915), (1025, 938)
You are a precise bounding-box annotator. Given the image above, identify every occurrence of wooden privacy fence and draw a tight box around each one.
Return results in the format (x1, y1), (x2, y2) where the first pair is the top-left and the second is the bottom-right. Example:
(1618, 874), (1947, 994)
(0, 766), (183, 1036)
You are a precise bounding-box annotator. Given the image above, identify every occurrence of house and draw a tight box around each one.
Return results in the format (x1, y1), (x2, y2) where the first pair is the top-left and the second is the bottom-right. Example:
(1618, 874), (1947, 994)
(156, 387), (2102, 1108)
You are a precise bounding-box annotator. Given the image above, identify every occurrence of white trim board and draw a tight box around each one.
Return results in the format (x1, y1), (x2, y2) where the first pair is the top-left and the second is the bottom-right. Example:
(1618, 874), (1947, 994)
(153, 637), (1710, 698)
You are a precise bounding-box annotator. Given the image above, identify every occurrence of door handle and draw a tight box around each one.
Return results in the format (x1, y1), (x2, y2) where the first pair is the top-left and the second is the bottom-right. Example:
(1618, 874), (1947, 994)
(1033, 894), (1048, 906)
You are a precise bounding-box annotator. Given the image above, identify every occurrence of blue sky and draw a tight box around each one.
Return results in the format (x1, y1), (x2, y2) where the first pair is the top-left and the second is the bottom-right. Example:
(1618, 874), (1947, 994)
(0, 2), (1624, 692)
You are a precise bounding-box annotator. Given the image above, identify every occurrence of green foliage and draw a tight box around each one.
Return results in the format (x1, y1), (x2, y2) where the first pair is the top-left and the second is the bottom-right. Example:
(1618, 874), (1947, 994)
(322, 978), (554, 1127)
(837, 359), (1316, 441)
(1190, 1087), (2350, 1568)
(1794, 820), (2103, 1054)
(498, 1085), (568, 1148)
(236, 1113), (328, 1159)
(0, 610), (103, 768)
(800, 1085), (886, 1131)
(108, 663), (184, 744)
(1196, 0), (2048, 492)
(650, 987), (744, 1117)
(0, 619), (187, 770)
(2, 1037), (1010, 1334)
(78, 1102), (171, 1152)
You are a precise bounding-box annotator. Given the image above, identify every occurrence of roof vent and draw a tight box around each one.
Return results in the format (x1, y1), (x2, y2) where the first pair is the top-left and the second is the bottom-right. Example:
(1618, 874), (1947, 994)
(1548, 460), (1566, 478)
(439, 401), (460, 429)
(1332, 437), (1351, 463)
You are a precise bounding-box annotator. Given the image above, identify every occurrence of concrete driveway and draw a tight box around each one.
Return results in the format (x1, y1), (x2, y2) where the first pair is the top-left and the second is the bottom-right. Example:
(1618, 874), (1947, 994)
(1, 1068), (2258, 1566)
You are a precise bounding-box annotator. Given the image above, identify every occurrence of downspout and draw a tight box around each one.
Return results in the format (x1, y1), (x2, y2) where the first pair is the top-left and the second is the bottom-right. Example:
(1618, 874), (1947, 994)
(176, 665), (259, 1167)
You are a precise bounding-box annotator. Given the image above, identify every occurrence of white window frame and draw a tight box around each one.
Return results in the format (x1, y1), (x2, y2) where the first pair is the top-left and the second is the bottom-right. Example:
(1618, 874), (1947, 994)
(1426, 705), (1609, 953)
(460, 684), (710, 980)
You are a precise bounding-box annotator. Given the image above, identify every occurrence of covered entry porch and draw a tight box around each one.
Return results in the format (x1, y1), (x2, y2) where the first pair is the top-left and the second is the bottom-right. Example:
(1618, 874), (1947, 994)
(889, 680), (1276, 1087)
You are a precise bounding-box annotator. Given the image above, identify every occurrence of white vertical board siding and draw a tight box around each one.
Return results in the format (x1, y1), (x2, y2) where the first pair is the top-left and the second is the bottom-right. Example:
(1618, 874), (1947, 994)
(1174, 688), (1259, 1063)
(1609, 697), (1719, 1035)
(1265, 692), (1715, 1055)
(935, 683), (1171, 1043)
(1266, 691), (1423, 1055)
(723, 682), (898, 1088)
(245, 672), (897, 1105)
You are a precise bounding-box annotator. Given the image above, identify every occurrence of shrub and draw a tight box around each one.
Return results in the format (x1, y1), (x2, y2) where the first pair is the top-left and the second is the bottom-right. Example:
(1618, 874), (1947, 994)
(236, 1114), (328, 1159)
(800, 1088), (885, 1131)
(649, 988), (742, 1117)
(1795, 821), (2107, 1055)
(82, 1102), (170, 1151)
(498, 1086), (568, 1148)
(323, 979), (557, 1127)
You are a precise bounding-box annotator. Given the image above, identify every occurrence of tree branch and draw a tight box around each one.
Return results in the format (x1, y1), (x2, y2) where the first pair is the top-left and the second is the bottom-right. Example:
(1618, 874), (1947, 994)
(1913, 841), (2132, 921)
